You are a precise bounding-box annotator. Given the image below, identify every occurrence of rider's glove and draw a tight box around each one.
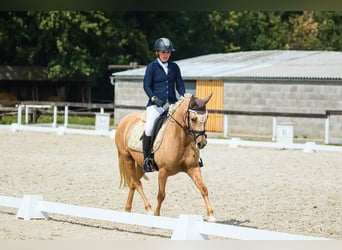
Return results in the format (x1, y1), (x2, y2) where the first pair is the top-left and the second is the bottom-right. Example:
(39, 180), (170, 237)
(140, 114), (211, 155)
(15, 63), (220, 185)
(151, 96), (164, 107)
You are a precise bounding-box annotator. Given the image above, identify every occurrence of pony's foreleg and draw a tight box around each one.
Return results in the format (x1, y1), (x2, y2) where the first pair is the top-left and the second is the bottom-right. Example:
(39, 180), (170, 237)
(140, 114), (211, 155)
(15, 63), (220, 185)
(187, 167), (216, 222)
(154, 169), (168, 216)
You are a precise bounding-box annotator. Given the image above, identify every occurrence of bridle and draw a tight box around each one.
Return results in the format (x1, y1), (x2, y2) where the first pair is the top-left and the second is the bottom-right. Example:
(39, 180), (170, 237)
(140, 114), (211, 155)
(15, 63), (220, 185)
(185, 109), (208, 141)
(168, 102), (208, 142)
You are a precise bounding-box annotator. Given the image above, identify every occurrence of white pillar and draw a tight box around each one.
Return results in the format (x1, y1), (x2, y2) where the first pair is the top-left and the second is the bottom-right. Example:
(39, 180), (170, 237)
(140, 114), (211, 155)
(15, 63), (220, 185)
(272, 117), (277, 141)
(100, 107), (104, 114)
(17, 105), (22, 125)
(223, 115), (228, 137)
(64, 105), (68, 127)
(25, 105), (29, 124)
(324, 116), (330, 144)
(53, 106), (58, 128)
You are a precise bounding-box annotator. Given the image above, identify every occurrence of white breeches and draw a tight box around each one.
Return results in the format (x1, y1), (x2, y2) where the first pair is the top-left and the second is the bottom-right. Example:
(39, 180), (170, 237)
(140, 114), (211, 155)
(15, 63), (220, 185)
(144, 104), (168, 136)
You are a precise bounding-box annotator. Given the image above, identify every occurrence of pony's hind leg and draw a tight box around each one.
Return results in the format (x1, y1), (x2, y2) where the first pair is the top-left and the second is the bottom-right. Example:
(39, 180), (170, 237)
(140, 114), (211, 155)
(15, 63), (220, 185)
(121, 155), (153, 214)
(187, 167), (216, 222)
(127, 160), (153, 214)
(134, 163), (153, 214)
(125, 187), (135, 212)
(125, 180), (152, 214)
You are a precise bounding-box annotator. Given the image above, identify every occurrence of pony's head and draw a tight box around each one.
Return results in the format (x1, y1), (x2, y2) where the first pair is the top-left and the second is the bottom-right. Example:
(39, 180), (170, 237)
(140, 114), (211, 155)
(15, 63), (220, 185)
(187, 93), (212, 149)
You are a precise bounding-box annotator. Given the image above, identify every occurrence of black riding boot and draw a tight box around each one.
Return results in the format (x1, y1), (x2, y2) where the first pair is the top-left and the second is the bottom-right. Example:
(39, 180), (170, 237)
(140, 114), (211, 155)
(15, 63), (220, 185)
(142, 134), (154, 172)
(199, 157), (204, 167)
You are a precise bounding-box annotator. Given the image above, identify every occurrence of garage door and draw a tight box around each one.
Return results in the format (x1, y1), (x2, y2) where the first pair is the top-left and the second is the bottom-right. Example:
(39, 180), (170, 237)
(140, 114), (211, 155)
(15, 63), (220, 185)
(196, 80), (223, 132)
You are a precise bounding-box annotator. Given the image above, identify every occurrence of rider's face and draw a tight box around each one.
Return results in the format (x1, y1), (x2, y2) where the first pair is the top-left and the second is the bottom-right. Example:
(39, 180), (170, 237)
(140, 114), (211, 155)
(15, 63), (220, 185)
(157, 50), (171, 62)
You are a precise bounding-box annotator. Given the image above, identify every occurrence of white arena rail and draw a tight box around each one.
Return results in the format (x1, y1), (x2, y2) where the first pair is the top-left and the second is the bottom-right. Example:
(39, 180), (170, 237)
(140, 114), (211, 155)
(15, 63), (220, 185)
(0, 195), (329, 240)
(1, 124), (341, 152)
(207, 138), (342, 153)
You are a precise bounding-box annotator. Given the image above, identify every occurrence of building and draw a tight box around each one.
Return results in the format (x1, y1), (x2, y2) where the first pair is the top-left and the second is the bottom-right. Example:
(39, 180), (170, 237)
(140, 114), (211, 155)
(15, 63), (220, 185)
(0, 66), (91, 102)
(111, 50), (342, 143)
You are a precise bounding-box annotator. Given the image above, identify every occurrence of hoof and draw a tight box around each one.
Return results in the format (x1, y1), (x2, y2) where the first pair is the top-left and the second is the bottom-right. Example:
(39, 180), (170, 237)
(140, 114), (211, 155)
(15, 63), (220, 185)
(207, 215), (216, 223)
(146, 210), (153, 215)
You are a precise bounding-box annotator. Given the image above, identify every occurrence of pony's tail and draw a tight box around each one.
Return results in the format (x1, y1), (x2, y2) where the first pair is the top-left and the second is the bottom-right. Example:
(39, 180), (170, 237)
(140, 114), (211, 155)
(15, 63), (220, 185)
(118, 154), (129, 188)
(118, 154), (149, 188)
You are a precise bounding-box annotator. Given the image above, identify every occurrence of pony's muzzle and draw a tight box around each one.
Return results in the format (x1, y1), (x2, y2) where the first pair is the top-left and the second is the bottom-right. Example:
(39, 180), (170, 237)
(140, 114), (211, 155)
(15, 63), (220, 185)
(196, 137), (207, 149)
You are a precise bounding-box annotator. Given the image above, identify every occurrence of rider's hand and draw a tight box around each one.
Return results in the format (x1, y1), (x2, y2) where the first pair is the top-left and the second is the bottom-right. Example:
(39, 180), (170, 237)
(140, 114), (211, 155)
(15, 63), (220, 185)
(151, 96), (164, 107)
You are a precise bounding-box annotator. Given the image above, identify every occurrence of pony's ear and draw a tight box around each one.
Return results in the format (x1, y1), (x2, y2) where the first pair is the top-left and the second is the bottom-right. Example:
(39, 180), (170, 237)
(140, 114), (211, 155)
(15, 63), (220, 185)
(189, 95), (196, 109)
(203, 93), (213, 105)
(192, 93), (213, 110)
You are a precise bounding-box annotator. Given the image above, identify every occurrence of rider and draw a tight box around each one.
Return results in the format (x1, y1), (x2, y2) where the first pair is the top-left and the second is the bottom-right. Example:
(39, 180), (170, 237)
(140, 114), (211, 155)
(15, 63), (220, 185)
(142, 37), (186, 172)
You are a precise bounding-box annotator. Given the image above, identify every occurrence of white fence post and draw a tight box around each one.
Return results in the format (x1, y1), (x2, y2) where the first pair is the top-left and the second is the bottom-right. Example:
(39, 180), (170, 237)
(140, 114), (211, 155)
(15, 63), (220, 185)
(17, 104), (22, 125)
(324, 115), (330, 144)
(223, 115), (229, 137)
(64, 105), (69, 128)
(25, 105), (29, 124)
(272, 117), (277, 141)
(52, 106), (58, 128)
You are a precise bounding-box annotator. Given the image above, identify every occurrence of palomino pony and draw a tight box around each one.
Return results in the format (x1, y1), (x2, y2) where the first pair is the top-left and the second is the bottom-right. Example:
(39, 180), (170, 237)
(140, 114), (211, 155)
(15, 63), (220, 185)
(115, 93), (216, 222)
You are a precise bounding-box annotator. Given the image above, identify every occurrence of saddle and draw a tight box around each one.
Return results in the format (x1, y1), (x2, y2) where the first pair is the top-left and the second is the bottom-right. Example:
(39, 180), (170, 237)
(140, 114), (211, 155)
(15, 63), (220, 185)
(128, 110), (169, 153)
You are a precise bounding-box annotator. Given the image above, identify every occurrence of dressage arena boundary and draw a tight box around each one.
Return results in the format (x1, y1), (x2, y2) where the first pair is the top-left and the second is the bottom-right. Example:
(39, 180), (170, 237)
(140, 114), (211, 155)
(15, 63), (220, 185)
(1, 124), (341, 153)
(0, 195), (329, 240)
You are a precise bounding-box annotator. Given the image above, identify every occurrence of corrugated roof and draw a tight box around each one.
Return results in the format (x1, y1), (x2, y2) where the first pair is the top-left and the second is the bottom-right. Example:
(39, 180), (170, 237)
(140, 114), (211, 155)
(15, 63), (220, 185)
(112, 50), (342, 81)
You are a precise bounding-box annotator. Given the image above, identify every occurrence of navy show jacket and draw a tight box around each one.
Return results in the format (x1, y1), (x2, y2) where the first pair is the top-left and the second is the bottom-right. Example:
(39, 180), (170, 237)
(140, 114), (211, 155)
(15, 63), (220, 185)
(143, 58), (186, 107)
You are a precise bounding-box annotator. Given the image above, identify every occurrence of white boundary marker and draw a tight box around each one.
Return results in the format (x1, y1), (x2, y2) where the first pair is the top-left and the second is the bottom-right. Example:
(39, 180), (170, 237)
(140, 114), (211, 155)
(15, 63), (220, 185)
(208, 138), (342, 152)
(1, 124), (115, 138)
(0, 124), (341, 152)
(0, 195), (329, 240)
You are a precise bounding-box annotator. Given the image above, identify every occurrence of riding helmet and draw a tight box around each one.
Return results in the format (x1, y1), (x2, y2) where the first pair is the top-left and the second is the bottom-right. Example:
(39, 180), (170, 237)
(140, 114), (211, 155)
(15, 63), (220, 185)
(154, 37), (175, 51)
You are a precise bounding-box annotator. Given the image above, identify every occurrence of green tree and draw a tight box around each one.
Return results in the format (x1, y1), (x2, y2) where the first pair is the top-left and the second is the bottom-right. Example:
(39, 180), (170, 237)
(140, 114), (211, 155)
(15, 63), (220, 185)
(27, 11), (111, 79)
(0, 11), (37, 65)
(314, 11), (342, 51)
(284, 11), (321, 50)
(2, 10), (342, 84)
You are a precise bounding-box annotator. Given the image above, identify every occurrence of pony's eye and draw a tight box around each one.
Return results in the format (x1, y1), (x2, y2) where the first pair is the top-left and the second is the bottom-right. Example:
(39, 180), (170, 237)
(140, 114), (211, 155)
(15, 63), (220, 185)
(191, 116), (197, 122)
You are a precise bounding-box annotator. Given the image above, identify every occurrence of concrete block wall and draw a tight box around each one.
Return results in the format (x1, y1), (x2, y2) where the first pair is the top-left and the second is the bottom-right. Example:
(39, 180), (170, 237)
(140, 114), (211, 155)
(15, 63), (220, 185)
(114, 79), (146, 124)
(224, 80), (342, 141)
(114, 78), (342, 142)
